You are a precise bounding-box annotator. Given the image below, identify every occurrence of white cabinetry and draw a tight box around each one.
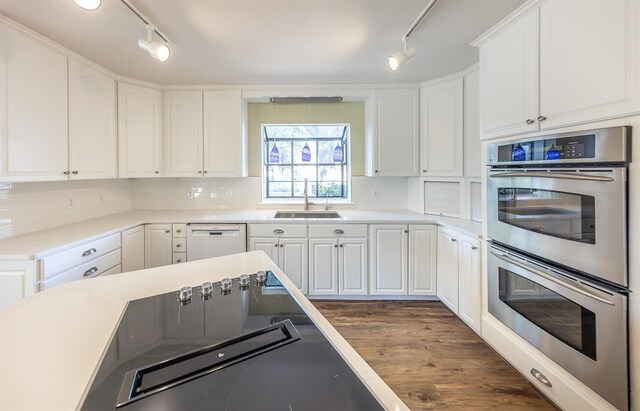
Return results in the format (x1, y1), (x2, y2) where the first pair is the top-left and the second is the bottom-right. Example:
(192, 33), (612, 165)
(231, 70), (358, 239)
(463, 67), (481, 178)
(477, 9), (539, 139)
(204, 90), (245, 177)
(68, 60), (117, 180)
(539, 0), (640, 129)
(420, 78), (463, 177)
(308, 225), (368, 296)
(370, 224), (436, 296)
(474, 0), (640, 139)
(0, 260), (35, 310)
(121, 225), (145, 273)
(369, 88), (419, 176)
(164, 90), (203, 177)
(0, 23), (68, 182)
(248, 225), (308, 293)
(436, 226), (481, 333)
(144, 224), (172, 268)
(118, 82), (162, 178)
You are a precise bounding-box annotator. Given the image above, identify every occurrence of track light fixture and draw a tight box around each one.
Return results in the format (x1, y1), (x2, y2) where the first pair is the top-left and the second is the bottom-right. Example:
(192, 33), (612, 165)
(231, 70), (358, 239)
(73, 0), (101, 10)
(388, 0), (439, 71)
(388, 38), (415, 71)
(138, 25), (170, 62)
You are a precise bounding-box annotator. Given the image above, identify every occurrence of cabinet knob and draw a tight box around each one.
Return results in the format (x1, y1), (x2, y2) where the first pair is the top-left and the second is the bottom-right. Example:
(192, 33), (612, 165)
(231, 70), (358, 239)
(155, 170), (160, 174)
(274, 243), (278, 247)
(537, 115), (547, 122)
(451, 238), (457, 242)
(472, 246), (478, 250)
(177, 259), (182, 263)
(334, 244), (338, 248)
(198, 170), (202, 174)
(63, 171), (70, 175)
(176, 243), (182, 248)
(176, 229), (182, 233)
(204, 170), (208, 174)
(404, 229), (409, 234)
(273, 229), (284, 234)
(72, 170), (78, 175)
(166, 230), (171, 233)
(339, 244), (343, 248)
(280, 244), (284, 247)
(374, 170), (379, 173)
(422, 169), (427, 173)
(525, 119), (535, 125)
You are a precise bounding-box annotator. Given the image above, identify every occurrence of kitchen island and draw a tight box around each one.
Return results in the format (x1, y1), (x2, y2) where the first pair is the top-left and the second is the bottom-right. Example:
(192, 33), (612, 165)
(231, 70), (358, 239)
(0, 251), (408, 411)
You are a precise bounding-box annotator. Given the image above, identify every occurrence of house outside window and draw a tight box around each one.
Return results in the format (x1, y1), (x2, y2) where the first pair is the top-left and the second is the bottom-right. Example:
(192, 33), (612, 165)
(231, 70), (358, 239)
(263, 124), (350, 201)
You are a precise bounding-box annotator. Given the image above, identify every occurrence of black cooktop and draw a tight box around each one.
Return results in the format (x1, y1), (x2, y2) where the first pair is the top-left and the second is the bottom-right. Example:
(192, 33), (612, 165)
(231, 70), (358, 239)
(81, 271), (384, 410)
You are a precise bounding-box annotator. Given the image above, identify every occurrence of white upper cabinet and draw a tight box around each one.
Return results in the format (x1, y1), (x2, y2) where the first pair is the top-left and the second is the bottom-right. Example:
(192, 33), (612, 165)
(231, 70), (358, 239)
(463, 68), (481, 178)
(164, 90), (203, 177)
(204, 90), (245, 177)
(478, 9), (539, 139)
(369, 88), (419, 176)
(68, 60), (117, 180)
(118, 82), (163, 178)
(0, 23), (68, 181)
(420, 78), (463, 177)
(539, 0), (640, 129)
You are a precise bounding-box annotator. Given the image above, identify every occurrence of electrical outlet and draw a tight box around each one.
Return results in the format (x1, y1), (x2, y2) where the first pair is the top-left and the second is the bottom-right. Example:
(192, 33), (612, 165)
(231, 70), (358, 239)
(68, 198), (74, 207)
(371, 189), (379, 200)
(187, 191), (194, 199)
(98, 194), (103, 203)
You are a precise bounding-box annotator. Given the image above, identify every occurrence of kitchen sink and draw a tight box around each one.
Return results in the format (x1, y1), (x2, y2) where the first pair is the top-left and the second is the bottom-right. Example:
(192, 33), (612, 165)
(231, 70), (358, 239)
(274, 211), (342, 219)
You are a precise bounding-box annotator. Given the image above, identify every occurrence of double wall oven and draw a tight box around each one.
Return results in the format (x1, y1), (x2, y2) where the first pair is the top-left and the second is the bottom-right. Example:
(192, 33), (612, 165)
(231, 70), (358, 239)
(486, 127), (631, 411)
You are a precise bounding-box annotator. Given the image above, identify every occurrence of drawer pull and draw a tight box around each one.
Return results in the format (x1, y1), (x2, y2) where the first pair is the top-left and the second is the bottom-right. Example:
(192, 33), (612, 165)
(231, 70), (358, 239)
(83, 267), (98, 277)
(451, 238), (457, 242)
(166, 230), (171, 233)
(273, 229), (284, 235)
(333, 229), (344, 235)
(530, 368), (552, 387)
(176, 229), (182, 233)
(82, 248), (97, 257)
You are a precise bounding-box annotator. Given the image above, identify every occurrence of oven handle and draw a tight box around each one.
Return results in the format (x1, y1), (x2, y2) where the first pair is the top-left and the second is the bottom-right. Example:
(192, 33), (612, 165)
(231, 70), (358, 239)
(490, 251), (615, 306)
(488, 171), (614, 182)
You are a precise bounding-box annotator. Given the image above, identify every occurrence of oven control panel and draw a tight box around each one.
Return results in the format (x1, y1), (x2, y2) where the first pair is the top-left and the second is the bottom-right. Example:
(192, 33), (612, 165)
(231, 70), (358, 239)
(495, 135), (595, 163)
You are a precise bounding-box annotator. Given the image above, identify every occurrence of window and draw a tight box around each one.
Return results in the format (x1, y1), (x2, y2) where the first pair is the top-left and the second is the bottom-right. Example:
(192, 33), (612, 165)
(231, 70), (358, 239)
(263, 124), (349, 200)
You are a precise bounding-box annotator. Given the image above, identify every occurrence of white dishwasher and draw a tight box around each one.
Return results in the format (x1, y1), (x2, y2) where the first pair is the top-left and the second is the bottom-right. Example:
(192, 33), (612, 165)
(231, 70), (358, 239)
(186, 224), (247, 261)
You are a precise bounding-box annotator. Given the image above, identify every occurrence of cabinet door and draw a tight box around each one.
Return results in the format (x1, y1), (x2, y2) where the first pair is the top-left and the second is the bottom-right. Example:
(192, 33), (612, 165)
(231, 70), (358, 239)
(371, 89), (419, 176)
(370, 225), (408, 295)
(458, 235), (481, 333)
(408, 225), (437, 295)
(118, 82), (162, 178)
(0, 260), (35, 310)
(278, 238), (308, 294)
(436, 227), (459, 312)
(144, 224), (172, 268)
(539, 0), (640, 129)
(463, 68), (481, 178)
(164, 90), (203, 177)
(203, 90), (245, 177)
(308, 238), (338, 295)
(121, 225), (145, 273)
(479, 9), (539, 139)
(68, 60), (117, 180)
(339, 238), (368, 295)
(420, 78), (463, 177)
(248, 237), (278, 262)
(0, 24), (68, 181)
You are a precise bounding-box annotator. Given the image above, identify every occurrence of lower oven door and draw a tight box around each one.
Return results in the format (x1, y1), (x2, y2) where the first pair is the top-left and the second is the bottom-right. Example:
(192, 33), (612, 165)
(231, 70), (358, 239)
(488, 245), (628, 411)
(487, 167), (627, 287)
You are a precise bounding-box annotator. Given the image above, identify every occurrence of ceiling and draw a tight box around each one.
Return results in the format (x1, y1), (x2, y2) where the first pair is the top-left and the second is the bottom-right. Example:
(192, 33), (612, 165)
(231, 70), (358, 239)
(0, 0), (525, 85)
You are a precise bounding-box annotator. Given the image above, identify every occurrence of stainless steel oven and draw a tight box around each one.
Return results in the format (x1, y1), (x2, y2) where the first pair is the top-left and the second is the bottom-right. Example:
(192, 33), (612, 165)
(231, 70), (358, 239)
(487, 127), (630, 287)
(488, 243), (628, 411)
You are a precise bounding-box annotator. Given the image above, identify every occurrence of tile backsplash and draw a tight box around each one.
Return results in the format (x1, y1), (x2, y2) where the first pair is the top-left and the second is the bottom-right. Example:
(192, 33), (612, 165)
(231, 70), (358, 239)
(0, 179), (132, 239)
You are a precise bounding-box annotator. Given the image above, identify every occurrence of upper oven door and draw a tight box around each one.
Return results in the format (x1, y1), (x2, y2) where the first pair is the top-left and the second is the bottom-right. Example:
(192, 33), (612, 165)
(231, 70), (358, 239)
(487, 167), (627, 287)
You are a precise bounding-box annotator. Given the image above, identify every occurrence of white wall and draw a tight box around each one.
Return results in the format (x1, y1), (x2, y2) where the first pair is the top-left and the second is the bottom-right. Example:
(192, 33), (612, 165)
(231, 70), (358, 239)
(0, 179), (132, 239)
(131, 176), (408, 210)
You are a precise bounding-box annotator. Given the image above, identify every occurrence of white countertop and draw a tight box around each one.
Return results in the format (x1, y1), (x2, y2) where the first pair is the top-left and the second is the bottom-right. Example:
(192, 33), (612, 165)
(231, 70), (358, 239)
(0, 251), (409, 411)
(0, 209), (483, 260)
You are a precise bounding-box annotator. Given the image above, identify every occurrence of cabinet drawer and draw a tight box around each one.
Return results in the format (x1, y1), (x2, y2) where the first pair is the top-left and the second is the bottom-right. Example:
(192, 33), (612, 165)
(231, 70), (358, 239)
(172, 238), (186, 252)
(173, 253), (187, 264)
(40, 233), (121, 279)
(41, 249), (121, 290)
(249, 224), (307, 238)
(172, 224), (187, 237)
(308, 224), (367, 238)
(100, 264), (122, 277)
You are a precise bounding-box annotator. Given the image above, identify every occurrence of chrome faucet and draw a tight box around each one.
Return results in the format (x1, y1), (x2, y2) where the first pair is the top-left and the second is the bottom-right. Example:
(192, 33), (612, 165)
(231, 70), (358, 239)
(303, 178), (314, 211)
(325, 193), (332, 211)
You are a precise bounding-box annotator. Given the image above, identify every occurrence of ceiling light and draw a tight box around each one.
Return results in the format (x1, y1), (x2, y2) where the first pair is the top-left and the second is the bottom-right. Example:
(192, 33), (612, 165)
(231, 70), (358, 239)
(138, 25), (170, 62)
(388, 42), (416, 71)
(74, 0), (101, 10)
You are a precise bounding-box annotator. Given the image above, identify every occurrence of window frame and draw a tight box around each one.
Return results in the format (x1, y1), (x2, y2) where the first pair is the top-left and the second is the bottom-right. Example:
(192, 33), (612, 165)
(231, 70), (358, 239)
(261, 123), (351, 202)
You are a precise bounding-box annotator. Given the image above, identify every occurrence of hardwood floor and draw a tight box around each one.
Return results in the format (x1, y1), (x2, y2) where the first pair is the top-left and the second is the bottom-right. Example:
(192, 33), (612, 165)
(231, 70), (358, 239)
(312, 300), (556, 410)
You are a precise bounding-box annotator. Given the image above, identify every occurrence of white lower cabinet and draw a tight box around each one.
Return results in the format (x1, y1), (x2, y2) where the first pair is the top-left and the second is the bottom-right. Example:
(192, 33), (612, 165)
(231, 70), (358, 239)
(370, 224), (437, 296)
(309, 225), (368, 296)
(249, 232), (308, 294)
(0, 260), (36, 310)
(144, 224), (172, 268)
(437, 226), (481, 333)
(121, 225), (145, 273)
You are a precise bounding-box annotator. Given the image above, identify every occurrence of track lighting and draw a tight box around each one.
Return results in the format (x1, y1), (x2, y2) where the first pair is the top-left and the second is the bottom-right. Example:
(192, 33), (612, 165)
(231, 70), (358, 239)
(73, 0), (101, 10)
(138, 25), (170, 62)
(388, 39), (415, 71)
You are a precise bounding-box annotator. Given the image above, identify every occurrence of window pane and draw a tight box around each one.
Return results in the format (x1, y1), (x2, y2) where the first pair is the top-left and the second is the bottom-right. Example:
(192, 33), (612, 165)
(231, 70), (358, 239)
(318, 165), (342, 181)
(293, 165), (316, 181)
(292, 141), (316, 164)
(267, 141), (292, 164)
(268, 182), (292, 197)
(318, 141), (342, 163)
(293, 181), (316, 197)
(318, 182), (343, 197)
(266, 165), (292, 181)
(266, 125), (345, 139)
